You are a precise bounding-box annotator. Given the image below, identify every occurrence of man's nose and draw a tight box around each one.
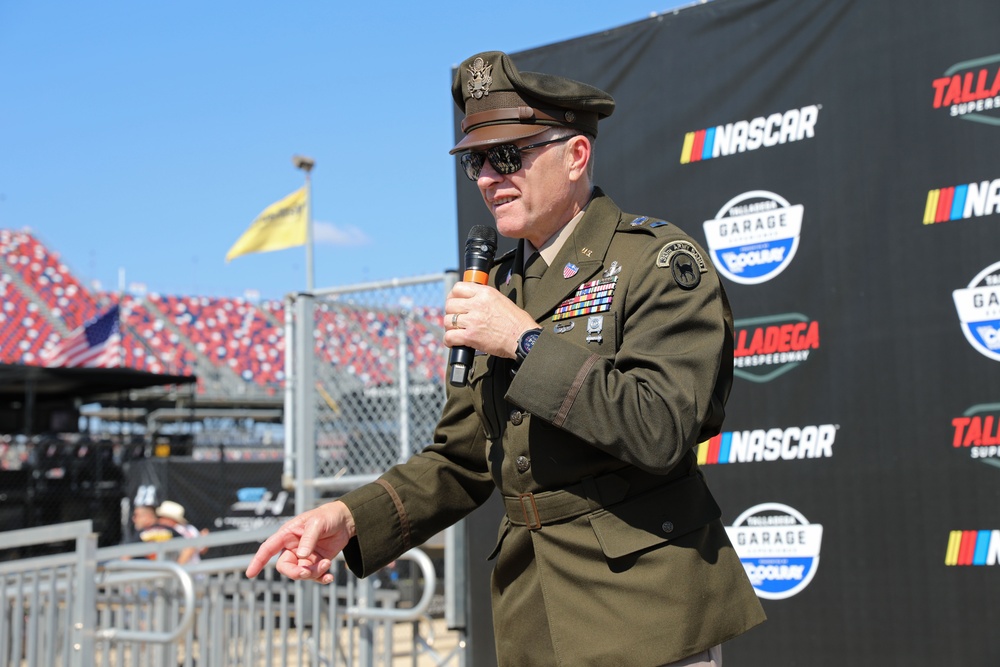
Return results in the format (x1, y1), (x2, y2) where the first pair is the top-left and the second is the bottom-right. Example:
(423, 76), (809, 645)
(477, 159), (504, 185)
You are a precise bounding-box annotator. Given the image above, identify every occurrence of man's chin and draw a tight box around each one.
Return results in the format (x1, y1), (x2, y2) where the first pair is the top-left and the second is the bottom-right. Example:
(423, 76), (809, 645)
(494, 217), (526, 240)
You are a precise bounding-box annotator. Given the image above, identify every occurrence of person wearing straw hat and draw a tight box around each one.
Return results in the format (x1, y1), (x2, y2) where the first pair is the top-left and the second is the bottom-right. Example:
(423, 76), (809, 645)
(156, 500), (202, 565)
(248, 50), (764, 666)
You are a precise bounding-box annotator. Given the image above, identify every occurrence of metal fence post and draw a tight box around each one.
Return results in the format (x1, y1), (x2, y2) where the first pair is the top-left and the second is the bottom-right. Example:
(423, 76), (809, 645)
(441, 270), (471, 643)
(71, 523), (97, 667)
(283, 293), (296, 491)
(293, 292), (319, 643)
(397, 309), (411, 463)
(294, 291), (317, 515)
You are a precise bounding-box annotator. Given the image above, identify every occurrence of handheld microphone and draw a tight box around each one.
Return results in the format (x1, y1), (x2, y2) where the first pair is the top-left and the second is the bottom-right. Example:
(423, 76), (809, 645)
(449, 224), (498, 387)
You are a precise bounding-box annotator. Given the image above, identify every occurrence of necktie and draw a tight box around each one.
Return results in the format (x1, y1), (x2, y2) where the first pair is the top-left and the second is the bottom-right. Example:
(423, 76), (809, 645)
(523, 252), (547, 307)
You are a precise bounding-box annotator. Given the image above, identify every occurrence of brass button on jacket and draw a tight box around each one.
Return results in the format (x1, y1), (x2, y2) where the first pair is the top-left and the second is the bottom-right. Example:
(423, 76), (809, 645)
(516, 456), (530, 473)
(509, 409), (524, 425)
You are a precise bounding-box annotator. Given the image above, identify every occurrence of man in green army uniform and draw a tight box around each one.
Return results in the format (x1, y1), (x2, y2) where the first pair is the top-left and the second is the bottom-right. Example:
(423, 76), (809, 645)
(247, 51), (765, 666)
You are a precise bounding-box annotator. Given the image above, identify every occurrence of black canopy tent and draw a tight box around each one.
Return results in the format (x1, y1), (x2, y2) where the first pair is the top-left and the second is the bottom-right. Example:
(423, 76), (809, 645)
(0, 364), (198, 545)
(0, 363), (197, 435)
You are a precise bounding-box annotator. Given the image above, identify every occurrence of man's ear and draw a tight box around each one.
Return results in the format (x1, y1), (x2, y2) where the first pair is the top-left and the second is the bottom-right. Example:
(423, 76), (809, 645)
(566, 135), (592, 182)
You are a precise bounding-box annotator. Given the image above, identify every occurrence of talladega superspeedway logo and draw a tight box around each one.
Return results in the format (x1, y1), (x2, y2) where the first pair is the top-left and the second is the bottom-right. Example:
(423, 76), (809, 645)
(952, 260), (1000, 361)
(726, 503), (823, 600)
(733, 313), (820, 383)
(931, 53), (1000, 126)
(951, 403), (1000, 467)
(702, 191), (803, 285)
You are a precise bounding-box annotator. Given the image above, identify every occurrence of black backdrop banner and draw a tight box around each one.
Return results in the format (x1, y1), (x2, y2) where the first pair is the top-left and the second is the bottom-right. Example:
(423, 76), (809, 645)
(454, 0), (1000, 664)
(124, 458), (293, 544)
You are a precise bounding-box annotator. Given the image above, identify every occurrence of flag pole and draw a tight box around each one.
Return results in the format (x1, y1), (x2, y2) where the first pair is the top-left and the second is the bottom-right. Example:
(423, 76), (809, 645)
(293, 155), (316, 292)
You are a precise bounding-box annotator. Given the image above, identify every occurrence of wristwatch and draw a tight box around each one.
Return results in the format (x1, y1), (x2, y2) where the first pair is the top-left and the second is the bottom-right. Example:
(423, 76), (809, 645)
(515, 328), (542, 364)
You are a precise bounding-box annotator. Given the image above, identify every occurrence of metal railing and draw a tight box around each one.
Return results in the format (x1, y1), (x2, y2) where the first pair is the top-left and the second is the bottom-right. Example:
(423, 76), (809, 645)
(1, 521), (462, 667)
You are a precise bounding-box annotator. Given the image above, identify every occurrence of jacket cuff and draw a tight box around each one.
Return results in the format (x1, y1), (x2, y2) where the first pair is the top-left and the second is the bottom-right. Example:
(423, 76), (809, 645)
(338, 483), (407, 578)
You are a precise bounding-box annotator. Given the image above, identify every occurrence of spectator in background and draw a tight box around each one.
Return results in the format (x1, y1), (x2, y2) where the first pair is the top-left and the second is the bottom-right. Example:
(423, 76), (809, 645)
(130, 504), (159, 536)
(125, 504), (176, 559)
(155, 500), (205, 565)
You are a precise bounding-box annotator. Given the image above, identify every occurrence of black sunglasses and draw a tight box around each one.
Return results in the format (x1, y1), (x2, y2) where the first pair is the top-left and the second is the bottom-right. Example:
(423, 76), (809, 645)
(460, 135), (574, 181)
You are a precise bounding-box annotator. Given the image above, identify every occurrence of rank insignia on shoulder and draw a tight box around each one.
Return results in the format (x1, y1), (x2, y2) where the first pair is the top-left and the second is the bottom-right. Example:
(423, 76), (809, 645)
(630, 216), (649, 226)
(656, 241), (707, 290)
(649, 221), (668, 228)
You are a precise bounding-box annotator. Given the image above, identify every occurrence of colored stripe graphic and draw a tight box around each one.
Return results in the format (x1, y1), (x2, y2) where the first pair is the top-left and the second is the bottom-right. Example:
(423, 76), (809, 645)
(702, 127), (716, 160)
(924, 190), (940, 224)
(698, 434), (719, 464)
(935, 187), (954, 223)
(717, 431), (732, 463)
(690, 130), (705, 163)
(959, 530), (977, 565)
(707, 432), (721, 463)
(950, 184), (968, 220)
(680, 132), (695, 164)
(973, 529), (991, 565)
(696, 438), (709, 465)
(697, 433), (730, 465)
(945, 530), (963, 565)
(947, 530), (999, 566)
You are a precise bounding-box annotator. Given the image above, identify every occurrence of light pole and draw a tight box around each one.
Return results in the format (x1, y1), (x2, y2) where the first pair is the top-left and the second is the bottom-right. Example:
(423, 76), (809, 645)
(292, 154), (315, 291)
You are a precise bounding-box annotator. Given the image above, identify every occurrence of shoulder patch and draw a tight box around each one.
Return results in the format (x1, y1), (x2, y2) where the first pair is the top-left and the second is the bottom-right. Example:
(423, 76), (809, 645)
(656, 240), (707, 290)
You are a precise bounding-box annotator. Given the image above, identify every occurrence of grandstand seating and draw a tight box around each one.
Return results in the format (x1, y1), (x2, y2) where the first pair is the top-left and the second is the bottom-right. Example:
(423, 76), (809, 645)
(0, 229), (99, 330)
(0, 229), (447, 399)
(146, 294), (287, 387)
(117, 294), (202, 376)
(0, 273), (61, 365)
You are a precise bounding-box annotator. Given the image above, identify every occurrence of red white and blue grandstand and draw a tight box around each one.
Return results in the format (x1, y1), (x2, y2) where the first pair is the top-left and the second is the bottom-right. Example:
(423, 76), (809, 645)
(0, 228), (447, 399)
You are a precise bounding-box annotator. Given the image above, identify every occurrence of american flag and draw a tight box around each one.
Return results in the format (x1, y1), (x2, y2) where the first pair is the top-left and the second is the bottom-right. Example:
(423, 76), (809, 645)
(41, 305), (121, 368)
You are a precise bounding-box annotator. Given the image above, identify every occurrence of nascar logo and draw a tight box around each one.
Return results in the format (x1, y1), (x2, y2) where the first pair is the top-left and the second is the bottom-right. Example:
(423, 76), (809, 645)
(702, 191), (804, 285)
(945, 530), (1000, 566)
(924, 177), (1000, 224)
(680, 105), (819, 163)
(698, 424), (836, 465)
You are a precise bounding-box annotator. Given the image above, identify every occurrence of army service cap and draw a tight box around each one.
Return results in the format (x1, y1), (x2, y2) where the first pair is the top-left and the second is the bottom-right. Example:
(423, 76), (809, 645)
(450, 51), (615, 155)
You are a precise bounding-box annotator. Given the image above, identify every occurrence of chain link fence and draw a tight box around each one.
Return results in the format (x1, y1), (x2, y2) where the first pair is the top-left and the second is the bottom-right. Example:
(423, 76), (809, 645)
(287, 273), (457, 503)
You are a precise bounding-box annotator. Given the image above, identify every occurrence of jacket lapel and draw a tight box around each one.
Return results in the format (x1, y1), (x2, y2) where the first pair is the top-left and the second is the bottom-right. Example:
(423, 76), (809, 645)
(500, 244), (528, 308)
(526, 189), (622, 322)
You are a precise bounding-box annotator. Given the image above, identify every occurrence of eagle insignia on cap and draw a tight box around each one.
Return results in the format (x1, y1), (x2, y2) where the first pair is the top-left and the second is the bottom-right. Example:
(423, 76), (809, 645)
(467, 57), (493, 100)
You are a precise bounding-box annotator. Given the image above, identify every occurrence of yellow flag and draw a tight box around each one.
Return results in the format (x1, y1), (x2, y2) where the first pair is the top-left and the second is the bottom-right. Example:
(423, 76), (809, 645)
(226, 187), (308, 262)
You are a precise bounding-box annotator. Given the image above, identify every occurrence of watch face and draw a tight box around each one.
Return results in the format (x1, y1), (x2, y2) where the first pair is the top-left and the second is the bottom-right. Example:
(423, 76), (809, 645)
(521, 330), (540, 354)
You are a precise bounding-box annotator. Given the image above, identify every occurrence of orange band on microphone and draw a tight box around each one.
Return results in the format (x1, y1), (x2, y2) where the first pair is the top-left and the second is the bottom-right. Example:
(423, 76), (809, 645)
(463, 269), (490, 285)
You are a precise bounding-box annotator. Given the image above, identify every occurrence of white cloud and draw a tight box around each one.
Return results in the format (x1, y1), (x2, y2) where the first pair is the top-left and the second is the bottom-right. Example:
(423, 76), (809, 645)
(312, 221), (371, 247)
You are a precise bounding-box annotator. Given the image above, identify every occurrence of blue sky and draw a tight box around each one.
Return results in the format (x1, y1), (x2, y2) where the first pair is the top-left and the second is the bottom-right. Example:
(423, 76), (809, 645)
(0, 1), (694, 301)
